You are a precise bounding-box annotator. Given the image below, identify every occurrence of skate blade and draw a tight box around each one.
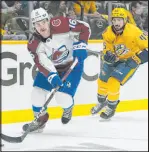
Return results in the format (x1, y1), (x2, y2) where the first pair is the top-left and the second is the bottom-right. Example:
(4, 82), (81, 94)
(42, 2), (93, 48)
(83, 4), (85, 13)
(91, 108), (106, 117)
(21, 128), (44, 134)
(90, 113), (100, 117)
(99, 118), (111, 122)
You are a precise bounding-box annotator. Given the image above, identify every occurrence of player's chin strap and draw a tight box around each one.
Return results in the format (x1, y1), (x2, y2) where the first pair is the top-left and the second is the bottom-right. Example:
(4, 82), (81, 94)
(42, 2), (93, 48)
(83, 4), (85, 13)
(1, 57), (78, 144)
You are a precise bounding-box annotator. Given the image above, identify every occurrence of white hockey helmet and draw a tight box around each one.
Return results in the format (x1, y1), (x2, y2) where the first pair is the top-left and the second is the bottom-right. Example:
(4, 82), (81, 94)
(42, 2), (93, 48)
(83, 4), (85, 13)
(31, 7), (50, 27)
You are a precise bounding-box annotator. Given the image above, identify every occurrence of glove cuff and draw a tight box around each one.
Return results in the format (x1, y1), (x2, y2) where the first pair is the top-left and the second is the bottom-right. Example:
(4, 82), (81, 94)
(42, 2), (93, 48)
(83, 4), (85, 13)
(73, 41), (87, 50)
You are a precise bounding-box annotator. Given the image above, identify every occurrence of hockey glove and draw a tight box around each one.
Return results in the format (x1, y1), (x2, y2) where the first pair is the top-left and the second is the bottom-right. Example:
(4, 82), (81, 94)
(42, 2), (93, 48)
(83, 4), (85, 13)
(72, 41), (88, 63)
(103, 51), (117, 65)
(126, 57), (140, 69)
(126, 49), (148, 68)
(47, 72), (63, 88)
(137, 49), (148, 64)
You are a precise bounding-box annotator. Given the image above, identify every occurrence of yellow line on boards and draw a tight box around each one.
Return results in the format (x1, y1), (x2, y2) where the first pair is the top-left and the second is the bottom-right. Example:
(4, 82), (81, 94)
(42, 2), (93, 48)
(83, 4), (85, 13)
(1, 41), (28, 45)
(1, 40), (103, 45)
(1, 99), (148, 124)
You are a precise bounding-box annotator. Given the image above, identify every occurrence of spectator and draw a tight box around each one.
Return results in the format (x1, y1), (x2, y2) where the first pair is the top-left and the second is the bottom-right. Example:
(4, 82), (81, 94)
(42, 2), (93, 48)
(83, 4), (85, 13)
(139, 1), (148, 6)
(1, 24), (27, 40)
(90, 17), (108, 39)
(73, 1), (102, 22)
(67, 7), (77, 20)
(1, 1), (148, 40)
(96, 2), (107, 14)
(1, 1), (21, 14)
(1, 28), (6, 37)
(1, 1), (29, 32)
(1, 1), (28, 40)
(47, 1), (67, 17)
(130, 1), (145, 30)
(1, 1), (22, 28)
(141, 7), (148, 32)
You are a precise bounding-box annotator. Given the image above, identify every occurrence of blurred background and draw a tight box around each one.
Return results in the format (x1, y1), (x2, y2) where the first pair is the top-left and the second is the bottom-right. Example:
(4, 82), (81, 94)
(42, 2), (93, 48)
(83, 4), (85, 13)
(1, 1), (148, 40)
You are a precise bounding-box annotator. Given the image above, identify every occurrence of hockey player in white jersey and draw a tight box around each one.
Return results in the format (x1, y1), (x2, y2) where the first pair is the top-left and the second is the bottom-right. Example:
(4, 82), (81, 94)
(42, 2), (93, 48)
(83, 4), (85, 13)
(22, 8), (91, 133)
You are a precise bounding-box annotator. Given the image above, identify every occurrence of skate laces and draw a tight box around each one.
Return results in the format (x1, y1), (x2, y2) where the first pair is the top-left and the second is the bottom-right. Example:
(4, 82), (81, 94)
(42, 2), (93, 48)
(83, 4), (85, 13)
(94, 103), (102, 110)
(63, 108), (72, 119)
(104, 106), (113, 115)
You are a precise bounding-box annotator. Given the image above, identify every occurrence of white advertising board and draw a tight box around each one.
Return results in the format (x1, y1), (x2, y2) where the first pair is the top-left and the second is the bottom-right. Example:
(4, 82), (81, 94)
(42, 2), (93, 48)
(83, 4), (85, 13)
(1, 43), (148, 111)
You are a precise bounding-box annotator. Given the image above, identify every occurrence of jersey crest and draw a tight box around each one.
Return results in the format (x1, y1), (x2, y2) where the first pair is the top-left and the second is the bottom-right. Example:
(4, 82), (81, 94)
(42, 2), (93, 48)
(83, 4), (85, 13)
(49, 45), (69, 64)
(114, 44), (129, 56)
(52, 19), (61, 27)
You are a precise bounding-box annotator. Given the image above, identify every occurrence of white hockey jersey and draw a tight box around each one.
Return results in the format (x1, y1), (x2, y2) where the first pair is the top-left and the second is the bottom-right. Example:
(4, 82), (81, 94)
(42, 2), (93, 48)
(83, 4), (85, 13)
(28, 16), (91, 76)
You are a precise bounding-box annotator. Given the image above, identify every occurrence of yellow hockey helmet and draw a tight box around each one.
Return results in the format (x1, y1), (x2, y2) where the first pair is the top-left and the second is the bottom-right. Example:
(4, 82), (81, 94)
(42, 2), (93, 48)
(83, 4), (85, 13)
(112, 8), (128, 23)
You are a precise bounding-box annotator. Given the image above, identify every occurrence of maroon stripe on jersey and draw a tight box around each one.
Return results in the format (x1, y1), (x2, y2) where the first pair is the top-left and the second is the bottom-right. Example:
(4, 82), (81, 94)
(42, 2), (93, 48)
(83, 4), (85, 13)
(50, 16), (90, 41)
(69, 20), (90, 42)
(79, 23), (90, 41)
(28, 39), (40, 53)
(28, 39), (49, 77)
(34, 54), (49, 77)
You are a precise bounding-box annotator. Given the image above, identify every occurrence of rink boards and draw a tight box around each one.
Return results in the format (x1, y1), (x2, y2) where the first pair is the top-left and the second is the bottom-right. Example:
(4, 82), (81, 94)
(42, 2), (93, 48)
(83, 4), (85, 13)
(1, 40), (148, 124)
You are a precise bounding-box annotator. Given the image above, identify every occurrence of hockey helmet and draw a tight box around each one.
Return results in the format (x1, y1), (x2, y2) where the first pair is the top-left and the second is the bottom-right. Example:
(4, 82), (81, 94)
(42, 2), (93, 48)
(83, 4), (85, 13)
(31, 7), (50, 27)
(111, 8), (128, 23)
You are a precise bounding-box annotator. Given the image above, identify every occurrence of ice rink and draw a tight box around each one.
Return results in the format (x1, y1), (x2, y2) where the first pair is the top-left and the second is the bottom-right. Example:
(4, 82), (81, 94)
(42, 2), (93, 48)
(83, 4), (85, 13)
(1, 110), (148, 151)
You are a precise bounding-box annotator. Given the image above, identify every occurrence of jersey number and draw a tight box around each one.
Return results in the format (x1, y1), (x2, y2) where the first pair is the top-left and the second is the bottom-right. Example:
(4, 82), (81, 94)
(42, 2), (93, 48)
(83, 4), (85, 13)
(69, 19), (77, 28)
(29, 51), (35, 60)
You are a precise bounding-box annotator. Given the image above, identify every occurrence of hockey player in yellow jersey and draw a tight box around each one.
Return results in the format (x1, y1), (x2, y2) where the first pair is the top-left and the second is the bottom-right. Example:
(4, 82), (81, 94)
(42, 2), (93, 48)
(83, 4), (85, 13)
(91, 8), (148, 119)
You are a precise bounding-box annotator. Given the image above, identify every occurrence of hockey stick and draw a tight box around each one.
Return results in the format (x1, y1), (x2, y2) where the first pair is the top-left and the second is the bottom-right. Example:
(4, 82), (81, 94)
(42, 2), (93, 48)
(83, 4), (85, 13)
(73, 1), (84, 21)
(1, 58), (78, 143)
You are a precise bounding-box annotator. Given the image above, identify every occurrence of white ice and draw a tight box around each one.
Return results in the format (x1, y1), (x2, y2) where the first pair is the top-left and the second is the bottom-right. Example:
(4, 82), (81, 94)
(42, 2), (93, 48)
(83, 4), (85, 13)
(1, 110), (148, 151)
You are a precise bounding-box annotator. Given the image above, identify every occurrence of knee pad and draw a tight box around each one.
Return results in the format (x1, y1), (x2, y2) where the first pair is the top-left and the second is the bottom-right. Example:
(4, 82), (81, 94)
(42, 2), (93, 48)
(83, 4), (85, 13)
(31, 87), (49, 112)
(55, 92), (74, 109)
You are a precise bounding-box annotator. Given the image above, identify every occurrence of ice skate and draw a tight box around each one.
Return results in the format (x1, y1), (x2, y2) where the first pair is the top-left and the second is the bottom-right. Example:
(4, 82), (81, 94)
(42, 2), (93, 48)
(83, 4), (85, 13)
(61, 107), (73, 124)
(100, 100), (120, 119)
(91, 94), (107, 115)
(22, 112), (49, 133)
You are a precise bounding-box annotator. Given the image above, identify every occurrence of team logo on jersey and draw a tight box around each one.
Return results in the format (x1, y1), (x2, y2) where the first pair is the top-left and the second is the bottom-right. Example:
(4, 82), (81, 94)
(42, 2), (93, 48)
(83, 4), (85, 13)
(50, 45), (69, 63)
(66, 81), (71, 88)
(52, 19), (61, 27)
(114, 44), (129, 56)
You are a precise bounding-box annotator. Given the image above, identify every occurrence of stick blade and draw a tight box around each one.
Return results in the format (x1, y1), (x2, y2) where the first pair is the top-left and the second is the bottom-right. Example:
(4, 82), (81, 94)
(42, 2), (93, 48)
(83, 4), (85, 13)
(1, 133), (23, 143)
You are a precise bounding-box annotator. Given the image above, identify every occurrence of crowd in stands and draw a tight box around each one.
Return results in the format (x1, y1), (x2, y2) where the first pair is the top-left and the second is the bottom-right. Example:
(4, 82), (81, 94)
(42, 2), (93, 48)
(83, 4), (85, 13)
(1, 1), (148, 40)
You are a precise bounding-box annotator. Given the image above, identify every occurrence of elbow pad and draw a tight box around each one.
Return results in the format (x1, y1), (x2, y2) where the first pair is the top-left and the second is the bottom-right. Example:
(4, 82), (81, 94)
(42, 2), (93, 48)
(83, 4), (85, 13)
(137, 49), (148, 64)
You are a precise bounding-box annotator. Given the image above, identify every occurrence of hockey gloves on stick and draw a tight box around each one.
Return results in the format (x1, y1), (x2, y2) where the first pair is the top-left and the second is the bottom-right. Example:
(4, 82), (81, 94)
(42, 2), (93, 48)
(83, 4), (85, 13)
(72, 41), (88, 63)
(103, 51), (117, 65)
(47, 72), (63, 88)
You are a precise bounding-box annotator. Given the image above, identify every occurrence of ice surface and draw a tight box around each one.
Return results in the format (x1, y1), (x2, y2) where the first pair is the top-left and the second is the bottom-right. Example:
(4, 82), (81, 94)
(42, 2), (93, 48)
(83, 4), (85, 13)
(1, 110), (148, 151)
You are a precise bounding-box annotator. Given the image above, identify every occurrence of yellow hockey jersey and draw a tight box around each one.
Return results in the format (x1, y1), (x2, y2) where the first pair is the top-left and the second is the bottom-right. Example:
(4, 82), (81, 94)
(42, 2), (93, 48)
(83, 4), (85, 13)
(102, 23), (148, 61)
